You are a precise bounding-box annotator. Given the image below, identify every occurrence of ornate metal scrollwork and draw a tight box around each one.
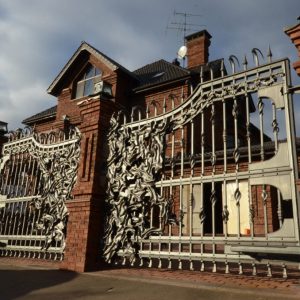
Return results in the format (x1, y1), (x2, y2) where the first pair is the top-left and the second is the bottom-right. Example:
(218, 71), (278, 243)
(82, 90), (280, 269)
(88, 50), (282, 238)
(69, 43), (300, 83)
(0, 126), (81, 252)
(103, 112), (170, 262)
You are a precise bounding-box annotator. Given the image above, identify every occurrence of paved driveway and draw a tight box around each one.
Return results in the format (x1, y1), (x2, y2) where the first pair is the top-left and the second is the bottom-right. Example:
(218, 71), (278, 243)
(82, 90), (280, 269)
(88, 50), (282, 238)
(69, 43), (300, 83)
(0, 264), (299, 300)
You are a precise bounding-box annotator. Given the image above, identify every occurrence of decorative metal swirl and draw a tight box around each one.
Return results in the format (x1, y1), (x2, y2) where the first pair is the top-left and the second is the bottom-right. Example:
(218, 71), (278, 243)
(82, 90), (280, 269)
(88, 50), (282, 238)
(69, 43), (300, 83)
(103, 112), (170, 263)
(222, 205), (229, 223)
(234, 187), (241, 206)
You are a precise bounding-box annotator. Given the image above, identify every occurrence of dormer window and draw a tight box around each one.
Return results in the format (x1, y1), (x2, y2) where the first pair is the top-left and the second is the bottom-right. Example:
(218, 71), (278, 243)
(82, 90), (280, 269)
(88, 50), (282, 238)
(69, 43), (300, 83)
(75, 64), (102, 99)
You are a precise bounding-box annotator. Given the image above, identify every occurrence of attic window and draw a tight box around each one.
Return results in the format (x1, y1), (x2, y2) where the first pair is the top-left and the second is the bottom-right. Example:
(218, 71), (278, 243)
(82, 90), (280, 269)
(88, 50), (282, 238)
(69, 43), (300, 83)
(75, 64), (102, 98)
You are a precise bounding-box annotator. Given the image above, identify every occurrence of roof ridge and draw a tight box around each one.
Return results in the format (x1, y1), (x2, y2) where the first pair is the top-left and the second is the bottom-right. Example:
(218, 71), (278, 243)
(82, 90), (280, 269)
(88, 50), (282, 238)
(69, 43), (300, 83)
(133, 58), (190, 74)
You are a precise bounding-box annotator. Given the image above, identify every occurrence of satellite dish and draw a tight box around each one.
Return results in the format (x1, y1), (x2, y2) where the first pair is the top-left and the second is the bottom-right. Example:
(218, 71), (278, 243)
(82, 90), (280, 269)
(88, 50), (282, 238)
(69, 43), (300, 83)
(177, 45), (187, 59)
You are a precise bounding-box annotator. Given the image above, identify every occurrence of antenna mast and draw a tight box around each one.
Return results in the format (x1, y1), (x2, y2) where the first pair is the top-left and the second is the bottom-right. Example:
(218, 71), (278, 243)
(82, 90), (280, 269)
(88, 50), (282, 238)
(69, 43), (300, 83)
(167, 10), (204, 44)
(166, 10), (205, 67)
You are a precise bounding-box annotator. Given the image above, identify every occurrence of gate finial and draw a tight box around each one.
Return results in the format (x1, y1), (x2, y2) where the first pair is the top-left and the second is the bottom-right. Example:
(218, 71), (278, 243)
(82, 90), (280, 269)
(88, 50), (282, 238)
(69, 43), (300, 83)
(229, 55), (240, 74)
(252, 48), (264, 66)
(242, 55), (248, 71)
(267, 45), (273, 63)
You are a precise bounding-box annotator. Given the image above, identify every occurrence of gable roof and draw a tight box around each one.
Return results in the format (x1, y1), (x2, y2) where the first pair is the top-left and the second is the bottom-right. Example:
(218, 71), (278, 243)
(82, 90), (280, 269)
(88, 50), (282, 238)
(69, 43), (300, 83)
(133, 59), (190, 91)
(22, 105), (57, 125)
(47, 42), (135, 96)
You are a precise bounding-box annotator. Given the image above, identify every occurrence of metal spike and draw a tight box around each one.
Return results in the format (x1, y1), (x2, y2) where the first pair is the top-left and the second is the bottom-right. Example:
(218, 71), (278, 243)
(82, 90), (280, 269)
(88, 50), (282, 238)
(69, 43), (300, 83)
(242, 55), (248, 71)
(282, 264), (288, 279)
(190, 260), (194, 271)
(130, 256), (136, 266)
(200, 261), (205, 272)
(267, 45), (273, 63)
(252, 48), (264, 66)
(168, 259), (172, 269)
(238, 262), (243, 275)
(178, 259), (182, 270)
(229, 55), (240, 74)
(139, 258), (144, 267)
(225, 261), (230, 274)
(267, 263), (272, 277)
(158, 259), (162, 269)
(212, 261), (217, 273)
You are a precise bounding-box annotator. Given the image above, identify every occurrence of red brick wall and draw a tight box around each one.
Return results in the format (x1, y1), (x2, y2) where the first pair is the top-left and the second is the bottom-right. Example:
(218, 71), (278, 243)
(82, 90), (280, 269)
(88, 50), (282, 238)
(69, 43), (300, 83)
(59, 98), (119, 272)
(285, 22), (300, 76)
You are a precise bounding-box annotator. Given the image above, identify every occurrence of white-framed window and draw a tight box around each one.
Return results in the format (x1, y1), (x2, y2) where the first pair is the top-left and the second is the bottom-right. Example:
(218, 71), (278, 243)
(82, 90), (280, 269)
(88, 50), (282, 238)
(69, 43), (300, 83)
(75, 64), (102, 99)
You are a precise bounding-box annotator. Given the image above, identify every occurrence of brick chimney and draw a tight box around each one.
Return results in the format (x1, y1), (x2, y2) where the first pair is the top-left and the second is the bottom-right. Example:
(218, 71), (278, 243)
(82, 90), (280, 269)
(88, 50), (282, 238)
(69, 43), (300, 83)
(285, 18), (300, 76)
(185, 30), (212, 69)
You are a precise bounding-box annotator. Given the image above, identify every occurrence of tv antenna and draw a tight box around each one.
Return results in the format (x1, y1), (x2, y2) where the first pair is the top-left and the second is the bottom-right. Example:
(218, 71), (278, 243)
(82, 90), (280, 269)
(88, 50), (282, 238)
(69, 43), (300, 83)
(166, 10), (205, 44)
(166, 10), (205, 67)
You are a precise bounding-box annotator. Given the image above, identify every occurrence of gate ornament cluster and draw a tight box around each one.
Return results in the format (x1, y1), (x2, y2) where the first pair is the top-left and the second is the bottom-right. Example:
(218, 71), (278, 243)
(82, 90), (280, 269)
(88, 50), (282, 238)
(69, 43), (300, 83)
(103, 55), (300, 277)
(0, 126), (81, 260)
(103, 112), (171, 263)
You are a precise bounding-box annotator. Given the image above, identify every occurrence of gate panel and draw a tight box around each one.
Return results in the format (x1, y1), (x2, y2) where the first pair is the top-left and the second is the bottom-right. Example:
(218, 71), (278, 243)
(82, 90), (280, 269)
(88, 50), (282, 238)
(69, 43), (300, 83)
(104, 57), (300, 276)
(0, 127), (81, 260)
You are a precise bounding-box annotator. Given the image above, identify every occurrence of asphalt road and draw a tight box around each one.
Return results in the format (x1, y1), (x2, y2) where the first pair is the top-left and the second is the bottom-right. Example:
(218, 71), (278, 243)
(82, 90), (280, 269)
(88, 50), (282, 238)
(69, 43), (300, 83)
(0, 264), (299, 300)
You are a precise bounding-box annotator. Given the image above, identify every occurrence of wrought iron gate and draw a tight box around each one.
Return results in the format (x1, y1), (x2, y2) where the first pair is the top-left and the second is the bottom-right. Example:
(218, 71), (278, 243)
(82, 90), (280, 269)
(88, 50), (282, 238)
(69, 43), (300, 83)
(103, 55), (300, 277)
(0, 127), (81, 260)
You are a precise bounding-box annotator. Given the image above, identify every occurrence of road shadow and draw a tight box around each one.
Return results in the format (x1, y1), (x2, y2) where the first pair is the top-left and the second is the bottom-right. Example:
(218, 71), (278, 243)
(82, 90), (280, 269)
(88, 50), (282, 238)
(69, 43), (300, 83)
(0, 266), (77, 300)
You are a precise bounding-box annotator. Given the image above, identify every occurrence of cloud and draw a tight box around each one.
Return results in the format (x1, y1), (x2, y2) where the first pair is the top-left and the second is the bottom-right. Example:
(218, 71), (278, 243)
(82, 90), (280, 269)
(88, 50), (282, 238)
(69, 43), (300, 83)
(0, 0), (299, 131)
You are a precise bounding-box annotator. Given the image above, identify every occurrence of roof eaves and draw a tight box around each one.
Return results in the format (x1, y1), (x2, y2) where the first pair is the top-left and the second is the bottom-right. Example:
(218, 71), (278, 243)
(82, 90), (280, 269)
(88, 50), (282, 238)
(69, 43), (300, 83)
(22, 106), (57, 125)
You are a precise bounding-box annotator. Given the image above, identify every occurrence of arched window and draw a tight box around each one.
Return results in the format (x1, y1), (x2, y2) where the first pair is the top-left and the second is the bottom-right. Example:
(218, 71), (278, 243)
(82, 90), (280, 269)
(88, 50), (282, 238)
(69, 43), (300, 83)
(75, 64), (102, 99)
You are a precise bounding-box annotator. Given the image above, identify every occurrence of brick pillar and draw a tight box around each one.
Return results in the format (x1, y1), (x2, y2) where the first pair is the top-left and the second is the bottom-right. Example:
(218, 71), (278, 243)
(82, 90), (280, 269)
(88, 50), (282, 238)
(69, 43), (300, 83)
(0, 135), (8, 156)
(60, 98), (118, 272)
(285, 19), (300, 76)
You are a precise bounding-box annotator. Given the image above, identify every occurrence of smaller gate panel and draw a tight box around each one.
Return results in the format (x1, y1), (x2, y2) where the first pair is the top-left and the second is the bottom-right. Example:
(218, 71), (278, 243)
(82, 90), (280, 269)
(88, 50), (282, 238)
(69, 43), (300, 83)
(0, 127), (81, 260)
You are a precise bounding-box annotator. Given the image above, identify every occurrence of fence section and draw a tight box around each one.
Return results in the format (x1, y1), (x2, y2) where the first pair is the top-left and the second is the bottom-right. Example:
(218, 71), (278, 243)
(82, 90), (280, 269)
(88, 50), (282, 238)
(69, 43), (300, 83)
(0, 127), (81, 260)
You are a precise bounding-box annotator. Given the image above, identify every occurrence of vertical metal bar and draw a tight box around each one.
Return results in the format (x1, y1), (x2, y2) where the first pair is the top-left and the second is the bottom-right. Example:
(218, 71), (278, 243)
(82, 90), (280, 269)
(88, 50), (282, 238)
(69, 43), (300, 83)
(262, 185), (268, 236)
(277, 189), (283, 227)
(23, 154), (32, 197)
(223, 181), (228, 238)
(178, 121), (184, 267)
(245, 93), (252, 163)
(258, 97), (265, 161)
(10, 154), (19, 197)
(272, 103), (279, 154)
(210, 103), (216, 257)
(249, 181), (254, 238)
(189, 118), (194, 269)
(20, 201), (28, 236)
(223, 101), (227, 172)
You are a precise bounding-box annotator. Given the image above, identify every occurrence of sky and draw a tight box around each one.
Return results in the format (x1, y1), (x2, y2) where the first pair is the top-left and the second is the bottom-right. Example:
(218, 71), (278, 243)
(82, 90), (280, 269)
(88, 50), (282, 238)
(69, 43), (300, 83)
(0, 0), (300, 133)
